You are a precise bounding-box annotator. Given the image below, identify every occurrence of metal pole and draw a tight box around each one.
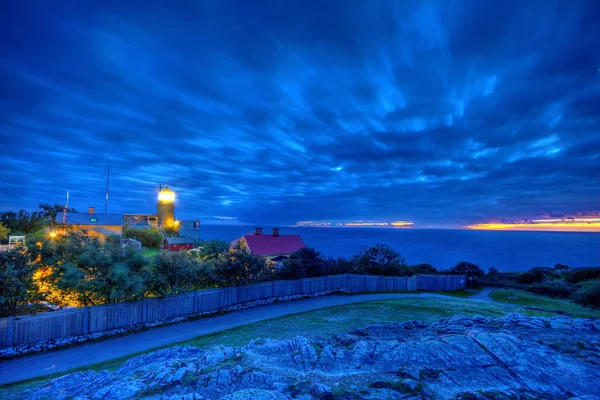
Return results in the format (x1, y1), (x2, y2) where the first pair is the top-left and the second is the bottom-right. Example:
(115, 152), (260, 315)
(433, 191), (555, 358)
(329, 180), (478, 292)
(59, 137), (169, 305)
(105, 165), (110, 213)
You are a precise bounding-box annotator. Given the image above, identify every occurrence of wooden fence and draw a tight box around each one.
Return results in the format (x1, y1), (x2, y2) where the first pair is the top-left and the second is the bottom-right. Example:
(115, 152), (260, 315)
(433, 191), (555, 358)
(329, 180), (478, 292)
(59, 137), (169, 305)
(0, 274), (465, 348)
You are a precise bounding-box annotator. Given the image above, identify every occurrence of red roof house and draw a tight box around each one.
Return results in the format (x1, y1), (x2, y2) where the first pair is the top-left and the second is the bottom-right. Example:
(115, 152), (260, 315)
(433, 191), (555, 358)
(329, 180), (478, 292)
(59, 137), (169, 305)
(231, 228), (306, 261)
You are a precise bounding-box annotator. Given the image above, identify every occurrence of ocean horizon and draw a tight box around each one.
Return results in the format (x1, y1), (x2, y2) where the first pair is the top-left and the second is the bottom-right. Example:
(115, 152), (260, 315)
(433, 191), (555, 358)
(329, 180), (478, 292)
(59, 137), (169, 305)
(189, 225), (600, 273)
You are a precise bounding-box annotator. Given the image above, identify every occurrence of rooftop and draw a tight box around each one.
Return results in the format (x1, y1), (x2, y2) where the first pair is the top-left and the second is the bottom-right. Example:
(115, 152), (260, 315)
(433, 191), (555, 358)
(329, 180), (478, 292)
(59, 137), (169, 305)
(234, 233), (306, 256)
(55, 212), (124, 227)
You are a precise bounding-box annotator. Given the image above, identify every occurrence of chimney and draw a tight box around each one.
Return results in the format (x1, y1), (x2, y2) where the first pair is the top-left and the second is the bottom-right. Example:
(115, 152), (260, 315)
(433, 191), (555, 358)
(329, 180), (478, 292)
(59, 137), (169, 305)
(254, 227), (263, 235)
(88, 207), (95, 215)
(272, 228), (280, 237)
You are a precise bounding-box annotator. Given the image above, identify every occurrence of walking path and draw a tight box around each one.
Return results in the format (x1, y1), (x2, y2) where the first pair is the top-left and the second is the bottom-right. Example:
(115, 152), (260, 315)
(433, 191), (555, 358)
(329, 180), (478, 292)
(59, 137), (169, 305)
(468, 288), (495, 302)
(0, 293), (450, 386)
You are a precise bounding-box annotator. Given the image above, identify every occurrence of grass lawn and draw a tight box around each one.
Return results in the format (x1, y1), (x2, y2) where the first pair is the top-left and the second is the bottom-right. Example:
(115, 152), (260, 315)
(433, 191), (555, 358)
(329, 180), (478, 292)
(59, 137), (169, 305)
(489, 289), (600, 319)
(0, 296), (570, 397)
(141, 247), (159, 257)
(430, 288), (483, 298)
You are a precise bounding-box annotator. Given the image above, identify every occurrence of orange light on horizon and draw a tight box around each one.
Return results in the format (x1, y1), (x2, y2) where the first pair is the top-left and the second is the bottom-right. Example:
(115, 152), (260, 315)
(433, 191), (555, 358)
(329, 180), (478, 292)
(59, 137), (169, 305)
(466, 218), (600, 232)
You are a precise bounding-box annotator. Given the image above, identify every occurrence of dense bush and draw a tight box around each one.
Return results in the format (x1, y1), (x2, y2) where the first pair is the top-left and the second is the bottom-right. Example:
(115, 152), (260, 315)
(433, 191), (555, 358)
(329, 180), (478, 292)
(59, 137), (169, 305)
(211, 244), (273, 287)
(563, 267), (600, 284)
(411, 264), (438, 274)
(0, 247), (40, 317)
(191, 240), (229, 261)
(447, 261), (484, 278)
(571, 280), (600, 308)
(526, 278), (576, 298)
(148, 251), (211, 296)
(123, 227), (163, 249)
(516, 267), (559, 284)
(352, 244), (409, 276)
(278, 247), (328, 279)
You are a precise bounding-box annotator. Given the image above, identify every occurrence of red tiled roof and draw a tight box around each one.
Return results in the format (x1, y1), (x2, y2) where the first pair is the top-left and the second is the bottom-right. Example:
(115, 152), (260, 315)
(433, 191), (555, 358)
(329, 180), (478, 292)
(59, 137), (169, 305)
(233, 234), (306, 256)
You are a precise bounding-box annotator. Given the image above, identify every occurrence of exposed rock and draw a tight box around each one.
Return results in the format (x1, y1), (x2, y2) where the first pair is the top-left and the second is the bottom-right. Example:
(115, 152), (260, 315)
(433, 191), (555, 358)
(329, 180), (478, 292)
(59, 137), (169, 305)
(20, 314), (600, 400)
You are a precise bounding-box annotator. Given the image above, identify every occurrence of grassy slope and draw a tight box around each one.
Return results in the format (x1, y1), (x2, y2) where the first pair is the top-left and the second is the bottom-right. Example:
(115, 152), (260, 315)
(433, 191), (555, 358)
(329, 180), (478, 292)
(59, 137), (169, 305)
(489, 289), (600, 319)
(141, 247), (159, 257)
(2, 295), (590, 397)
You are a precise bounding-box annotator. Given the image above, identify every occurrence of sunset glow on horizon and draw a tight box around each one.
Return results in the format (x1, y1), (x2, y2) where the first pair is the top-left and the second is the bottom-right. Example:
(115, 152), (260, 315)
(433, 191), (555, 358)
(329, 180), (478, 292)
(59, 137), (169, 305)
(466, 218), (600, 232)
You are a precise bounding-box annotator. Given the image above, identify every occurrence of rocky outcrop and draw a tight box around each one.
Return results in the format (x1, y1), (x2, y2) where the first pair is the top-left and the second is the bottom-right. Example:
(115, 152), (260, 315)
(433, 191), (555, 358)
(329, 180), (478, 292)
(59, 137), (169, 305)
(19, 313), (600, 400)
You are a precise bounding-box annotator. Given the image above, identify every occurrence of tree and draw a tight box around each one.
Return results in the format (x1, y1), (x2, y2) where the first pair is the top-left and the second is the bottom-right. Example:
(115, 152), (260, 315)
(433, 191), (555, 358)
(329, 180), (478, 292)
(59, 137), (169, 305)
(412, 263), (438, 274)
(147, 251), (211, 296)
(487, 267), (499, 276)
(0, 209), (44, 234)
(37, 203), (77, 222)
(279, 247), (327, 279)
(0, 224), (8, 241)
(352, 244), (410, 276)
(192, 240), (230, 261)
(211, 244), (270, 287)
(123, 226), (163, 249)
(41, 231), (151, 305)
(0, 247), (39, 317)
(446, 261), (484, 279)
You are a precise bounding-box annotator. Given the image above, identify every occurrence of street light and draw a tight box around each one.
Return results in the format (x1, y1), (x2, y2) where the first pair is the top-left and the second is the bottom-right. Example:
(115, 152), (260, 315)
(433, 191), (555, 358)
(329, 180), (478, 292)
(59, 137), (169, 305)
(49, 231), (57, 239)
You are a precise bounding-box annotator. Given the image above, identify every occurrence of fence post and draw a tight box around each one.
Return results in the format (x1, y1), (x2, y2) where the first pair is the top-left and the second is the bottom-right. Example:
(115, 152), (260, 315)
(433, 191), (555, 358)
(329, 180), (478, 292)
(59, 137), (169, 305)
(346, 273), (350, 291)
(364, 274), (367, 292)
(325, 275), (329, 291)
(193, 291), (198, 314)
(272, 280), (276, 297)
(302, 278), (307, 294)
(379, 275), (382, 291)
(237, 285), (241, 304)
(141, 299), (147, 324)
(6, 316), (14, 347)
(83, 307), (90, 335)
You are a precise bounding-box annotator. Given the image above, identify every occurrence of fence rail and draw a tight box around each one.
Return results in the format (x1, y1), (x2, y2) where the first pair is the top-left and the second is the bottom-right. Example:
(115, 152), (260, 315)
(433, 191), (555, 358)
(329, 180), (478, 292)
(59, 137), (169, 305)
(0, 274), (465, 348)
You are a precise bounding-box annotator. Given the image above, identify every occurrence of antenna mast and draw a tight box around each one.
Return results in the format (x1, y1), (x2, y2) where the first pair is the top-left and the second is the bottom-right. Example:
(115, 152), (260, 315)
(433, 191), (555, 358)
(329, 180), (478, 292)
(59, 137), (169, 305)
(105, 165), (110, 213)
(62, 190), (69, 224)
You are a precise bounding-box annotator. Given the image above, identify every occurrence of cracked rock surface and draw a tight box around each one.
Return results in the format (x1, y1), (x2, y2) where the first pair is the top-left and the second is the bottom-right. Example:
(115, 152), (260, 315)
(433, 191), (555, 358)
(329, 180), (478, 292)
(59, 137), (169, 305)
(19, 313), (600, 400)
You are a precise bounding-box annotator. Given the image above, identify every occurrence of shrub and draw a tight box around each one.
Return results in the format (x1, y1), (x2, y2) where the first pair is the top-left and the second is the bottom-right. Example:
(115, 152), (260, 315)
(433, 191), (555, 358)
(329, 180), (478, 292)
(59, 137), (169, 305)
(571, 280), (600, 308)
(487, 267), (499, 277)
(279, 247), (327, 279)
(516, 267), (559, 284)
(526, 278), (576, 298)
(412, 264), (438, 274)
(352, 244), (408, 276)
(563, 267), (600, 284)
(447, 261), (484, 278)
(123, 227), (163, 249)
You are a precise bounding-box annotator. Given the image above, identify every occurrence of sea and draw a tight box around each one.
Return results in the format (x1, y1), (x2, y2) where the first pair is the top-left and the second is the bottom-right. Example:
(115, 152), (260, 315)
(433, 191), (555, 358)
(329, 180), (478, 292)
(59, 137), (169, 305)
(189, 225), (600, 273)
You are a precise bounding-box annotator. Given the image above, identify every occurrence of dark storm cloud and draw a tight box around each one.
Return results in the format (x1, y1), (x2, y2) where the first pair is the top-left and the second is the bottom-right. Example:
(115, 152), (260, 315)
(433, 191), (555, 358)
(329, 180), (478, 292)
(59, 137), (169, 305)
(0, 0), (599, 226)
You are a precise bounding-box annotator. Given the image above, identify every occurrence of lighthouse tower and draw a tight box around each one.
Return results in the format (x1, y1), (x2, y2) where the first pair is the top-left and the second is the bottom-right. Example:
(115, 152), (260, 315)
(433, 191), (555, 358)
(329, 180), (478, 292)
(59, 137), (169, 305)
(157, 186), (175, 228)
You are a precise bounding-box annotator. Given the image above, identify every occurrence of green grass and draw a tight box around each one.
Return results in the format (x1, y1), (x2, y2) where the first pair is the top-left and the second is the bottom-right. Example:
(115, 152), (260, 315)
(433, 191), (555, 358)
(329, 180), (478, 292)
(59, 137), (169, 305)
(141, 247), (159, 257)
(0, 297), (553, 397)
(2, 294), (597, 398)
(430, 289), (483, 298)
(489, 289), (600, 319)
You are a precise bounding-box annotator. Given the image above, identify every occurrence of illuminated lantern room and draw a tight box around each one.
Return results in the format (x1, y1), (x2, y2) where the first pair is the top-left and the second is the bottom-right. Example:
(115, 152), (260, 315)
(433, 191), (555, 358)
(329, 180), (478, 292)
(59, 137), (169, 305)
(157, 186), (176, 228)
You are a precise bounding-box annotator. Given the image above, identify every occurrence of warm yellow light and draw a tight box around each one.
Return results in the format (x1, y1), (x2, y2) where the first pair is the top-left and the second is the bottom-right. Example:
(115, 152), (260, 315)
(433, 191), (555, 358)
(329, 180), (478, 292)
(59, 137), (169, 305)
(49, 231), (57, 238)
(158, 187), (175, 203)
(466, 219), (600, 232)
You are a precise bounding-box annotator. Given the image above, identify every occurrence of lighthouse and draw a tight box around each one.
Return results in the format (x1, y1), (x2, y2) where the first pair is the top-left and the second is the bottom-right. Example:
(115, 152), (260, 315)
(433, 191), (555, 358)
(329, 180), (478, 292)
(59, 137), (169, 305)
(157, 186), (176, 228)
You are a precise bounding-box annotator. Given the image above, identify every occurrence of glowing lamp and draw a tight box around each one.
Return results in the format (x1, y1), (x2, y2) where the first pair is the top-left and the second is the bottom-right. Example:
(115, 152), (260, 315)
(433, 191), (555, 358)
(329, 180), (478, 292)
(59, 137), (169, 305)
(158, 187), (175, 203)
(49, 231), (57, 238)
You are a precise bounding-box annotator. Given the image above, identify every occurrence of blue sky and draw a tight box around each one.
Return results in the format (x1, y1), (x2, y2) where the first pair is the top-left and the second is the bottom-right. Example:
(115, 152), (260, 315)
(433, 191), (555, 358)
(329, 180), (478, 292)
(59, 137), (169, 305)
(0, 0), (599, 227)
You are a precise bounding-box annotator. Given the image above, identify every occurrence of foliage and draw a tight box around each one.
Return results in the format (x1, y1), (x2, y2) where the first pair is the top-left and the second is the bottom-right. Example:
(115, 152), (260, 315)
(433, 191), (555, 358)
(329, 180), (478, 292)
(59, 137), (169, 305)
(0, 210), (44, 235)
(192, 240), (230, 261)
(447, 261), (484, 278)
(516, 267), (559, 284)
(211, 244), (271, 287)
(352, 244), (409, 276)
(562, 267), (600, 284)
(553, 264), (570, 271)
(526, 278), (576, 298)
(487, 267), (499, 276)
(147, 251), (212, 296)
(0, 247), (40, 317)
(412, 263), (438, 274)
(0, 224), (8, 241)
(123, 226), (163, 249)
(36, 231), (151, 306)
(571, 280), (600, 308)
(37, 203), (77, 222)
(278, 247), (328, 279)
